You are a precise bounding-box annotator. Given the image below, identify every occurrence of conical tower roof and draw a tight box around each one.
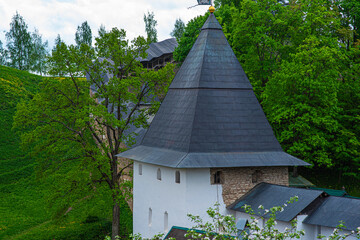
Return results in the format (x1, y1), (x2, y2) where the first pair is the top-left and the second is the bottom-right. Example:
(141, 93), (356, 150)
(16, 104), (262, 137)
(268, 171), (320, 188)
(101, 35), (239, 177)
(118, 12), (309, 168)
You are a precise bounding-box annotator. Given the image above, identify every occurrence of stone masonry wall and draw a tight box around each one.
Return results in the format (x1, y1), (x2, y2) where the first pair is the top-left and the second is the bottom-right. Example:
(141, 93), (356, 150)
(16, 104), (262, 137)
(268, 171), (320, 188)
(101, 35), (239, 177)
(210, 167), (289, 206)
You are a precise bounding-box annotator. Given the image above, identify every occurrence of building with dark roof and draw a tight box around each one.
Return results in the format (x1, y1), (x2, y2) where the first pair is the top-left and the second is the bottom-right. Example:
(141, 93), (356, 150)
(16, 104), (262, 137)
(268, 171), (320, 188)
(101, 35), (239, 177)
(229, 183), (360, 239)
(140, 38), (178, 69)
(117, 7), (314, 238)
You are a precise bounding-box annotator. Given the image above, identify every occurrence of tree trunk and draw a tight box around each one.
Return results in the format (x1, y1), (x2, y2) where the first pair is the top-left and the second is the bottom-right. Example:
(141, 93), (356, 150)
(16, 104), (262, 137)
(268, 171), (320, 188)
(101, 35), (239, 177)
(112, 200), (120, 240)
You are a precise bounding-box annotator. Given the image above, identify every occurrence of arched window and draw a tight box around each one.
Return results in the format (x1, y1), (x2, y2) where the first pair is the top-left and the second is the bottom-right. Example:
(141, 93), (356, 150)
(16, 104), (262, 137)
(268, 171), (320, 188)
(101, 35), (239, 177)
(148, 208), (152, 226)
(175, 171), (180, 183)
(164, 211), (168, 232)
(139, 164), (143, 175)
(157, 168), (161, 180)
(213, 171), (222, 184)
(252, 170), (262, 184)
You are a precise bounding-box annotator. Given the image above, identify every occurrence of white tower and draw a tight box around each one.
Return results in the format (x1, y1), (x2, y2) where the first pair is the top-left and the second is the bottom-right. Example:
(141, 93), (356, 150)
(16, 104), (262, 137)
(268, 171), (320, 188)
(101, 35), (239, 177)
(119, 6), (309, 238)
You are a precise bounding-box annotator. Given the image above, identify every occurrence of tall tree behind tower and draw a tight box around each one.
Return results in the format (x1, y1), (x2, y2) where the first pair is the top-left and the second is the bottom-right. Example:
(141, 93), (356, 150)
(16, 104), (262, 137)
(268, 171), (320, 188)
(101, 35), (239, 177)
(54, 34), (63, 49)
(5, 12), (32, 70)
(30, 29), (49, 75)
(75, 21), (92, 47)
(98, 24), (107, 38)
(170, 18), (185, 41)
(0, 40), (7, 65)
(144, 11), (158, 43)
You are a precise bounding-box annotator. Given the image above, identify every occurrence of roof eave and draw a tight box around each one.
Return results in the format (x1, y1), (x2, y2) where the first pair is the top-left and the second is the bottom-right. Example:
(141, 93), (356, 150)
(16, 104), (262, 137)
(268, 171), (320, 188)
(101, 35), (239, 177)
(117, 145), (311, 168)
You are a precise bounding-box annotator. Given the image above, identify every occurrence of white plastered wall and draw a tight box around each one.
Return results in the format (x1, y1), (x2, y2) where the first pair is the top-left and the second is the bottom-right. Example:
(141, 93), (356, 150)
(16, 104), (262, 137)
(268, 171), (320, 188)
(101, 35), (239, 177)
(133, 161), (228, 238)
(234, 212), (358, 240)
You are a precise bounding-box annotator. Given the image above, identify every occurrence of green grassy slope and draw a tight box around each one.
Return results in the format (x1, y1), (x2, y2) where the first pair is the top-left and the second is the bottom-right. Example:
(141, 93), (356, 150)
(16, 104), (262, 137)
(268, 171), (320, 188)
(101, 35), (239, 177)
(0, 66), (45, 237)
(0, 66), (131, 239)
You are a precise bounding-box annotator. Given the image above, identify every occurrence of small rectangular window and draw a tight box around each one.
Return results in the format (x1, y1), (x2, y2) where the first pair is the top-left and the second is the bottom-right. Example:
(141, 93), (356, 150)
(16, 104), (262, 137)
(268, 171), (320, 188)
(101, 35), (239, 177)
(164, 211), (168, 232)
(175, 171), (180, 183)
(149, 208), (152, 226)
(213, 171), (222, 184)
(157, 168), (161, 180)
(139, 164), (143, 175)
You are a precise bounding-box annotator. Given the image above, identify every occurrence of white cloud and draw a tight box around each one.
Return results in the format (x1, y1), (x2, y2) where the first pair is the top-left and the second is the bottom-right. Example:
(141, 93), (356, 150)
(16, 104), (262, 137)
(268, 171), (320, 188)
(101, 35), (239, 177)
(0, 0), (210, 48)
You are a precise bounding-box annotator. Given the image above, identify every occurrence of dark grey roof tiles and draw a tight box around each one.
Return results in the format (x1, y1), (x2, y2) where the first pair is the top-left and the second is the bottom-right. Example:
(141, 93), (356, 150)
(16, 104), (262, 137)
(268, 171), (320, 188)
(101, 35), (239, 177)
(201, 13), (222, 30)
(141, 89), (282, 153)
(228, 183), (324, 222)
(303, 196), (360, 231)
(170, 29), (252, 89)
(118, 13), (309, 168)
(141, 38), (178, 63)
(229, 183), (360, 230)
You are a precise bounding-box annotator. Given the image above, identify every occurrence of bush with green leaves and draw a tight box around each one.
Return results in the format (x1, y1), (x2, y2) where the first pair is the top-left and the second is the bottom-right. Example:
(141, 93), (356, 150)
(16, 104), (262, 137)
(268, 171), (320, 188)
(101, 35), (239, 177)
(185, 199), (360, 240)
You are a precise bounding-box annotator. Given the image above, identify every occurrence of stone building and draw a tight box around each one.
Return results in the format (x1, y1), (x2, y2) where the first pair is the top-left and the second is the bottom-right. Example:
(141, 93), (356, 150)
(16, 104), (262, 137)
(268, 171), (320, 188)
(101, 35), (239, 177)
(119, 7), (309, 238)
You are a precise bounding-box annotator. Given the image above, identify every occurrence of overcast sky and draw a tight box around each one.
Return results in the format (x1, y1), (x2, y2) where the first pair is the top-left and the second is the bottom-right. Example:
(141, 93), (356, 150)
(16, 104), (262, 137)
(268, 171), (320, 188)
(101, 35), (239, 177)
(0, 0), (210, 49)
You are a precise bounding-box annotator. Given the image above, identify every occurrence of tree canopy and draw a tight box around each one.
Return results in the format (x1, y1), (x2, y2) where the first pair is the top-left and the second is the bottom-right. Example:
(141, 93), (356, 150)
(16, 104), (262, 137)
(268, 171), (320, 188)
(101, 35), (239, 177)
(5, 12), (33, 71)
(75, 21), (92, 47)
(143, 11), (158, 43)
(170, 18), (185, 41)
(14, 27), (175, 239)
(4, 12), (49, 73)
(173, 14), (208, 63)
(0, 40), (7, 65)
(174, 0), (360, 181)
(30, 29), (49, 75)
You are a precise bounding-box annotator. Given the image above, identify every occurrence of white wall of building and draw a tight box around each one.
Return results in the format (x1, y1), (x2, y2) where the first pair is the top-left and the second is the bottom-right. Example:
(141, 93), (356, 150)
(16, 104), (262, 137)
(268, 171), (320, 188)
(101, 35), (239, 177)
(233, 212), (358, 240)
(133, 161), (359, 239)
(133, 161), (228, 238)
(320, 226), (358, 240)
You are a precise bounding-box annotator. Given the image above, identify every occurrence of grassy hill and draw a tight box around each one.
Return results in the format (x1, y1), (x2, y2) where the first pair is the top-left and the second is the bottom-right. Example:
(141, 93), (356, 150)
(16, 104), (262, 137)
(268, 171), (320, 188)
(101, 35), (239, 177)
(0, 66), (132, 239)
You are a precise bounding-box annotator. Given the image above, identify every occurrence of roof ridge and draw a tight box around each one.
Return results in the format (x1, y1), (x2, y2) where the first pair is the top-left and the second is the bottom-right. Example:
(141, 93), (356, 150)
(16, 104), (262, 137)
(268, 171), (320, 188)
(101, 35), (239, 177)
(188, 29), (208, 152)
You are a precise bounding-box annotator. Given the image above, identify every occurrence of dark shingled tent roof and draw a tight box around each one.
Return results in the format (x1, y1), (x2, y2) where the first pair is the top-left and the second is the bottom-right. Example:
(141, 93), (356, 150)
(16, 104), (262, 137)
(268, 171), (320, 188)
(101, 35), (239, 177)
(118, 13), (309, 168)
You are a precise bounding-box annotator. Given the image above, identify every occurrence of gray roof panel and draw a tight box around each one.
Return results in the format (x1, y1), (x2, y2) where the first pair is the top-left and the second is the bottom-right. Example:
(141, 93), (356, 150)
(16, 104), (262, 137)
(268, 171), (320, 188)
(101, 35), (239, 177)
(228, 183), (324, 222)
(304, 196), (360, 231)
(141, 38), (178, 63)
(120, 146), (308, 168)
(169, 28), (252, 89)
(201, 13), (222, 30)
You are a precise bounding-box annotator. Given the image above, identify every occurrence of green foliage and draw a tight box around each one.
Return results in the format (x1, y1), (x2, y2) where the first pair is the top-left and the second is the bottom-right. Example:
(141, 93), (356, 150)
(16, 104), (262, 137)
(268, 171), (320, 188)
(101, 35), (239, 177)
(173, 13), (208, 63)
(214, 0), (243, 8)
(185, 201), (360, 239)
(98, 24), (107, 38)
(185, 200), (305, 240)
(55, 34), (63, 47)
(143, 11), (158, 43)
(5, 12), (33, 71)
(5, 12), (49, 73)
(338, 0), (360, 43)
(231, 0), (296, 95)
(75, 21), (93, 47)
(0, 40), (7, 65)
(30, 29), (49, 75)
(201, 0), (360, 180)
(170, 18), (185, 41)
(13, 27), (174, 238)
(0, 65), (120, 239)
(263, 37), (344, 167)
